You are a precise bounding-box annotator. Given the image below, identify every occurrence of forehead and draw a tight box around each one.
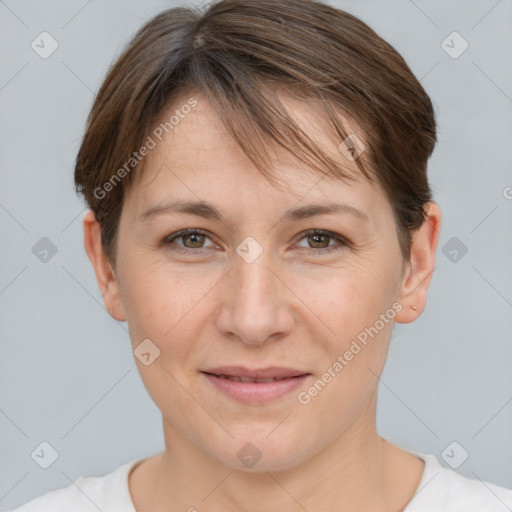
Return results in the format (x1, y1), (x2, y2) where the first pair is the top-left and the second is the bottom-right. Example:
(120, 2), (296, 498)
(124, 89), (384, 220)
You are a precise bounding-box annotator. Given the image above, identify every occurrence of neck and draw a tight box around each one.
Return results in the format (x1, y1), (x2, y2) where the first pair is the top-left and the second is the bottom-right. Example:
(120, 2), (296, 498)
(135, 395), (421, 512)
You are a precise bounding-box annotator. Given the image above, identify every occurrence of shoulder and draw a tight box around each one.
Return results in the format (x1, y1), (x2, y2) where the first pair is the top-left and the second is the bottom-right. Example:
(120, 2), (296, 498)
(407, 451), (512, 512)
(7, 458), (142, 512)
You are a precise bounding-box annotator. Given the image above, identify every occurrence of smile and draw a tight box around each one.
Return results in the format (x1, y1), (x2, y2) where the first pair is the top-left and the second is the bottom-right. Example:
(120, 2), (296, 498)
(201, 366), (311, 403)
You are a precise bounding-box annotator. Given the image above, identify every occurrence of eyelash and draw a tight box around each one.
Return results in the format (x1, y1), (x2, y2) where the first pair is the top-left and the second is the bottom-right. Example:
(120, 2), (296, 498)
(163, 228), (349, 255)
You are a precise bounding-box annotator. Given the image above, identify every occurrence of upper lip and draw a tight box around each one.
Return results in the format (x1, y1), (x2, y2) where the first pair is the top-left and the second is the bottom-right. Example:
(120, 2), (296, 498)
(202, 366), (310, 379)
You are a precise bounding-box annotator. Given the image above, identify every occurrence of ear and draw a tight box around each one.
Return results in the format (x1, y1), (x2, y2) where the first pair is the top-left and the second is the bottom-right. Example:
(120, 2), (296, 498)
(83, 210), (126, 322)
(395, 201), (442, 323)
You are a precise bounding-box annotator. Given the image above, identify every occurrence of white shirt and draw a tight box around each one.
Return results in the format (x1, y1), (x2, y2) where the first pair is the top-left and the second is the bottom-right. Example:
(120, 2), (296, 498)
(8, 450), (512, 511)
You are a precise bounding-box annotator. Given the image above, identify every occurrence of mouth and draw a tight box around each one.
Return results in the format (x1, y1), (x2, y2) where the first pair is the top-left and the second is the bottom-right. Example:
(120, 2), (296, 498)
(206, 375), (298, 383)
(201, 366), (311, 403)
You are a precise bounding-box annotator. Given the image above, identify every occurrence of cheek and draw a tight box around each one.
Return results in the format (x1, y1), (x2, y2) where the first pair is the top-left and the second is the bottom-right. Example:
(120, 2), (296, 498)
(294, 259), (398, 332)
(121, 264), (209, 418)
(120, 262), (227, 410)
(296, 276), (397, 430)
(290, 260), (400, 395)
(120, 253), (216, 339)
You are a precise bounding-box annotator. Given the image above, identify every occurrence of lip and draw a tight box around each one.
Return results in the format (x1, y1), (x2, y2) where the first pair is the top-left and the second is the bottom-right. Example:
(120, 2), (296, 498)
(201, 366), (311, 404)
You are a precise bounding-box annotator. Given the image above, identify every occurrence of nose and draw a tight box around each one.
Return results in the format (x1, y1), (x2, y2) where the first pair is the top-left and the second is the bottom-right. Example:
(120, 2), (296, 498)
(214, 252), (295, 346)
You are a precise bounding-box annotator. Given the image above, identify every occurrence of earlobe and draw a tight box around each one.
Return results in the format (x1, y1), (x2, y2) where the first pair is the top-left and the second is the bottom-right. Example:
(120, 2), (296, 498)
(83, 210), (126, 322)
(395, 201), (442, 324)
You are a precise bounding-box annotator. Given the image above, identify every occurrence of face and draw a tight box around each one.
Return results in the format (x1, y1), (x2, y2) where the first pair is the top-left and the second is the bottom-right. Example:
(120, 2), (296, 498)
(88, 90), (432, 472)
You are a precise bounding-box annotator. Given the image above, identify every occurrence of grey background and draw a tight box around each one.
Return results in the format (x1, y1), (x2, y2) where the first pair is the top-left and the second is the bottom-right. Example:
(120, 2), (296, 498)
(1, 0), (511, 509)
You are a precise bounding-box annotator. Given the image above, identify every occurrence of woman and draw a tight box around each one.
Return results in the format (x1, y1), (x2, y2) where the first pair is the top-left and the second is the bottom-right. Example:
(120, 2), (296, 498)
(11, 0), (512, 510)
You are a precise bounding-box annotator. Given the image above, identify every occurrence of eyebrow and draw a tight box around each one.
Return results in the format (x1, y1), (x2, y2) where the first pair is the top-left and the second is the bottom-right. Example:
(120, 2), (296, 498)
(139, 200), (369, 223)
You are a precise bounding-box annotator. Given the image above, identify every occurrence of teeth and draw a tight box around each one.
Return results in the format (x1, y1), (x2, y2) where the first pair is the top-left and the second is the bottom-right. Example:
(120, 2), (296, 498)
(217, 374), (290, 383)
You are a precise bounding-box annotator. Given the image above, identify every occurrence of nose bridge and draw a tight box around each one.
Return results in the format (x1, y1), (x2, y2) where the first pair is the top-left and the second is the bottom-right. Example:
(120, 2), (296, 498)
(236, 253), (275, 307)
(216, 246), (292, 345)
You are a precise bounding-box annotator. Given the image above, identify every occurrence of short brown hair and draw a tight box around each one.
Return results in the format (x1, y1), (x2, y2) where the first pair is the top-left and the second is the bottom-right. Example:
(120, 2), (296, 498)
(74, 0), (437, 268)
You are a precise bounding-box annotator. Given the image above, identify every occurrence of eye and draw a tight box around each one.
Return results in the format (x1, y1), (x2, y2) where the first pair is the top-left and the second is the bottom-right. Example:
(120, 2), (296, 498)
(164, 228), (216, 253)
(163, 228), (349, 256)
(295, 229), (348, 254)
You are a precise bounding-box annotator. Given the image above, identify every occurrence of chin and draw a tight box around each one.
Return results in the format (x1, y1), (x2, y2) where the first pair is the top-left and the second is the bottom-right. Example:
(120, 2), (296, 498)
(213, 429), (313, 473)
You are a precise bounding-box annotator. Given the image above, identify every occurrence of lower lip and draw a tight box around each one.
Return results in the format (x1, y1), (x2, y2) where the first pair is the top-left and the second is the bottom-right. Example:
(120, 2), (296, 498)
(202, 373), (310, 404)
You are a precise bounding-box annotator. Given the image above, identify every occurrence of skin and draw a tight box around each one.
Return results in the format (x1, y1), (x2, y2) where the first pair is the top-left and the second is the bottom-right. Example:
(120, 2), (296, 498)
(84, 89), (441, 512)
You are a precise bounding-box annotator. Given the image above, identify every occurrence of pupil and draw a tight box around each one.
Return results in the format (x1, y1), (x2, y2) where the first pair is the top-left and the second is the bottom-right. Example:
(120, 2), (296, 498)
(311, 234), (328, 248)
(185, 233), (203, 248)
